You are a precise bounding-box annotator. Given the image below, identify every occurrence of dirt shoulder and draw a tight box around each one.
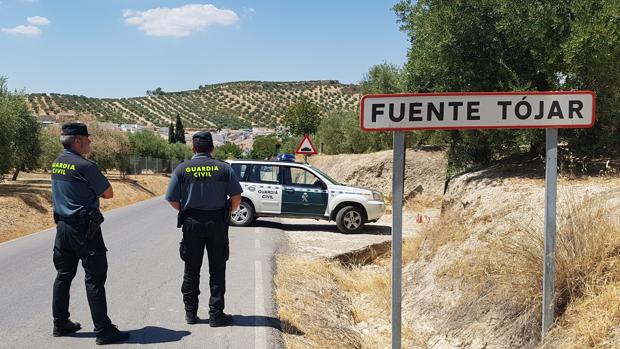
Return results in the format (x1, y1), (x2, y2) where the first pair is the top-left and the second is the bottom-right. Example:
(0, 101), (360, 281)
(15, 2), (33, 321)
(278, 207), (437, 260)
(0, 172), (170, 243)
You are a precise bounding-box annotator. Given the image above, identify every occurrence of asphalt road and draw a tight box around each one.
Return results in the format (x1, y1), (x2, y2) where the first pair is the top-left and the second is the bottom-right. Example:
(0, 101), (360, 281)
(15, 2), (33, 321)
(0, 196), (285, 349)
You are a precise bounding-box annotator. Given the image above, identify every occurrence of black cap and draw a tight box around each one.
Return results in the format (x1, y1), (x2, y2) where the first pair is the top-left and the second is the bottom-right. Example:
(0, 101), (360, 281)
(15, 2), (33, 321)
(61, 122), (90, 136)
(192, 130), (213, 148)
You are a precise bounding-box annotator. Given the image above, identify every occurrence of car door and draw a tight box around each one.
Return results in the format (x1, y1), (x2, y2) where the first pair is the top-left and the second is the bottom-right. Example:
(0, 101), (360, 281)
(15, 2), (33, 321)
(231, 162), (261, 209)
(245, 164), (283, 214)
(281, 166), (328, 216)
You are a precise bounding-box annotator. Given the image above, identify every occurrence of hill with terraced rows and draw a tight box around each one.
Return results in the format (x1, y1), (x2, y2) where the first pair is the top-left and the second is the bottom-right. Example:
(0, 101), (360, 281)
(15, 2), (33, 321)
(27, 80), (360, 129)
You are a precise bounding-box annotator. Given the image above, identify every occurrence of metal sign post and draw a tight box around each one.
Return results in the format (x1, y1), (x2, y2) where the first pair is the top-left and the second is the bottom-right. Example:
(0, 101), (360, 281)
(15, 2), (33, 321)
(542, 128), (558, 337)
(391, 131), (405, 349)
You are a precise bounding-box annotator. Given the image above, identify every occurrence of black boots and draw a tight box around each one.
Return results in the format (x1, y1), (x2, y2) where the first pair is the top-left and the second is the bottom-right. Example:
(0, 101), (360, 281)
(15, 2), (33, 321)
(95, 325), (130, 345)
(52, 319), (82, 337)
(185, 311), (233, 326)
(209, 312), (233, 327)
(185, 311), (200, 325)
(53, 320), (128, 345)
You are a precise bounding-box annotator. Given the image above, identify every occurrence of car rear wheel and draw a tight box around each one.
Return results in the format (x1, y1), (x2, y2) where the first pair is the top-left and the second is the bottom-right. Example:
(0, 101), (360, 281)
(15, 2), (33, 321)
(230, 201), (254, 227)
(336, 206), (365, 233)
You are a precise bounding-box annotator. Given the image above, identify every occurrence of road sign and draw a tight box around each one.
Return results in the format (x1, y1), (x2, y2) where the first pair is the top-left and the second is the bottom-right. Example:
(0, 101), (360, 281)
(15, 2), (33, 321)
(361, 91), (596, 131)
(360, 91), (596, 349)
(295, 134), (318, 155)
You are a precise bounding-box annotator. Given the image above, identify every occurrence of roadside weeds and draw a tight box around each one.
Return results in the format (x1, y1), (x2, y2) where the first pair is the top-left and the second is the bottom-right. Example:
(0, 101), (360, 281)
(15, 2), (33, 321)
(275, 192), (620, 348)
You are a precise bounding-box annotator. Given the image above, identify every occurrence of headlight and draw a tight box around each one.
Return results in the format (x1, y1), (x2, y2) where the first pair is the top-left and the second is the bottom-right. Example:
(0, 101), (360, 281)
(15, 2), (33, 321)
(372, 191), (383, 201)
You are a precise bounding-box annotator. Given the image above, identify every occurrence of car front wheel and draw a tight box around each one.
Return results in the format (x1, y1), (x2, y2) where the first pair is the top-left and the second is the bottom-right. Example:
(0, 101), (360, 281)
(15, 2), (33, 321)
(230, 201), (254, 227)
(336, 206), (365, 233)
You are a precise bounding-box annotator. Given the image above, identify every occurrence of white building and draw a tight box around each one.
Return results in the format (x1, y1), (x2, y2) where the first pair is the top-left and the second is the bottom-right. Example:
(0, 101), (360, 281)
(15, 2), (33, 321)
(119, 124), (145, 133)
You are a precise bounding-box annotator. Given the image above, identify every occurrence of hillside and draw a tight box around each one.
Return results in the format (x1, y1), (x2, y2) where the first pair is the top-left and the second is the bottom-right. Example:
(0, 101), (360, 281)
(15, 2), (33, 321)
(309, 149), (447, 205)
(26, 80), (360, 129)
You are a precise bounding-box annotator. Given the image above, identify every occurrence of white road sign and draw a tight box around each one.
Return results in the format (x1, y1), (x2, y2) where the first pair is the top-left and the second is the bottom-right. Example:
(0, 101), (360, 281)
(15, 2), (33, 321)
(361, 91), (596, 131)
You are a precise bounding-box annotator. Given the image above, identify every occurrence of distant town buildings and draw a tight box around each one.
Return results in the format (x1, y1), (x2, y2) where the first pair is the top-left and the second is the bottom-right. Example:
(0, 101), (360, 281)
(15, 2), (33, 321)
(36, 115), (274, 154)
(119, 124), (145, 133)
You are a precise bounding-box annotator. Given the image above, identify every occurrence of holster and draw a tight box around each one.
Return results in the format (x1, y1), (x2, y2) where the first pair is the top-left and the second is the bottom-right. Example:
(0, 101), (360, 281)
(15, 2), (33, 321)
(85, 210), (104, 240)
(177, 210), (185, 228)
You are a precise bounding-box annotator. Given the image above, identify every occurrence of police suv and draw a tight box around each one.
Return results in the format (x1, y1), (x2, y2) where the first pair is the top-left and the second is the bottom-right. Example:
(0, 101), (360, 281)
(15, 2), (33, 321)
(227, 157), (385, 233)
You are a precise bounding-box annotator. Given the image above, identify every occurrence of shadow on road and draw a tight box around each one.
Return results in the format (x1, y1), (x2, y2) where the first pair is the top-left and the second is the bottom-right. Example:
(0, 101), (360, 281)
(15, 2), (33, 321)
(67, 326), (191, 344)
(125, 326), (191, 344)
(231, 315), (303, 335)
(251, 220), (392, 236)
(194, 314), (303, 334)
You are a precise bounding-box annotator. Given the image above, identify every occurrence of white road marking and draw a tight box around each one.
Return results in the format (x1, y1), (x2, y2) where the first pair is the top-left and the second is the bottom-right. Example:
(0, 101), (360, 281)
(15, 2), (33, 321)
(255, 260), (266, 349)
(255, 239), (261, 249)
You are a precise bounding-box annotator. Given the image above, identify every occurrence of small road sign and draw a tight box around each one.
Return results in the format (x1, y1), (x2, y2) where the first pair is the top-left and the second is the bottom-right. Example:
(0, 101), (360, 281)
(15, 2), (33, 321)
(295, 134), (318, 155)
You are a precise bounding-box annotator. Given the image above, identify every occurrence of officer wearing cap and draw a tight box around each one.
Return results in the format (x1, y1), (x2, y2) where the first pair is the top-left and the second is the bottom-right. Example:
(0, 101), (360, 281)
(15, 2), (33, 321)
(166, 130), (242, 326)
(51, 122), (129, 345)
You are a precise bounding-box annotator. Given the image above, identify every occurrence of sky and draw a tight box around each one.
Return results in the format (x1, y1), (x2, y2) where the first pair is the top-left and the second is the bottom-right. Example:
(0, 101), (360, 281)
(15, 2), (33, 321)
(0, 0), (410, 98)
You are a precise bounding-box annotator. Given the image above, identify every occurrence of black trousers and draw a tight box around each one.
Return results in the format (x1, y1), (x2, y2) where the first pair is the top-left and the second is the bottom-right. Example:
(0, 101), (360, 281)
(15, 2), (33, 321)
(180, 209), (229, 316)
(52, 220), (112, 333)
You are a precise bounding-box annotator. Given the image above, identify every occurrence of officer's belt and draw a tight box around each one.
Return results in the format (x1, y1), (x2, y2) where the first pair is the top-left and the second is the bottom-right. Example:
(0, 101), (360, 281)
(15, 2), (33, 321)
(184, 208), (227, 221)
(54, 212), (89, 225)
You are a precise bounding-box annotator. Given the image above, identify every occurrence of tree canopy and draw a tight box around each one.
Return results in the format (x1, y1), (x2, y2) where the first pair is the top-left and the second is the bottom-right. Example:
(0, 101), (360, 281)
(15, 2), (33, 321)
(282, 97), (321, 136)
(250, 135), (279, 159)
(174, 114), (186, 144)
(168, 123), (175, 143)
(393, 0), (620, 171)
(212, 142), (243, 160)
(0, 77), (41, 180)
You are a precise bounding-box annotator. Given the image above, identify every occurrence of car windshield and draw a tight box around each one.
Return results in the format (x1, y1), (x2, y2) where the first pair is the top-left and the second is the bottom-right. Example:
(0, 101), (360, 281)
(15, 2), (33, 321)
(308, 166), (340, 185)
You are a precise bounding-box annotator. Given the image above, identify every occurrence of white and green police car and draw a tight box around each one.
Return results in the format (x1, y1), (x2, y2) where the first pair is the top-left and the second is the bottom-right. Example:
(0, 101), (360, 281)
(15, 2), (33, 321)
(227, 158), (385, 233)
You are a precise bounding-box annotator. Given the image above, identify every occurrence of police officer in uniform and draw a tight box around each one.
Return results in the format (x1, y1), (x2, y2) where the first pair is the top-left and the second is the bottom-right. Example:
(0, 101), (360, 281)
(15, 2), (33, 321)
(51, 122), (129, 345)
(166, 131), (242, 326)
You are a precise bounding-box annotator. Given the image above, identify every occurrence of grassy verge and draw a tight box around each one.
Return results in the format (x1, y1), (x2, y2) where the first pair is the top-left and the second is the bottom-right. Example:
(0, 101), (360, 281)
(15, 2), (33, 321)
(276, 192), (619, 348)
(275, 255), (362, 349)
(275, 253), (428, 349)
(439, 195), (620, 347)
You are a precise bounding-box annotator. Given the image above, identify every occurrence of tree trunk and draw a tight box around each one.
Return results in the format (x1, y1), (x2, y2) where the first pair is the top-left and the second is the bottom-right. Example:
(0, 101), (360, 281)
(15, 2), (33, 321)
(11, 168), (20, 181)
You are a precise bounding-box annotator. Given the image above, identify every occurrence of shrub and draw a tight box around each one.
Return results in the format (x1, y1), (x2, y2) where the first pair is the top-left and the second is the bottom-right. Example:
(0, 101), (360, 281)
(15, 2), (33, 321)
(88, 124), (132, 174)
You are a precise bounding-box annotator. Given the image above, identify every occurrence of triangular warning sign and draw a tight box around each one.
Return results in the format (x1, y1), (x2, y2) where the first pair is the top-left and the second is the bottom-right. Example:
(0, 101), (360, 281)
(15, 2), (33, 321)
(295, 134), (318, 155)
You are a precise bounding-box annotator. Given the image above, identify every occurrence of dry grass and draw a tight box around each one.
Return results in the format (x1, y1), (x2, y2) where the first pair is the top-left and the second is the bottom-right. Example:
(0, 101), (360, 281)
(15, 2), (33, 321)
(440, 195), (620, 347)
(400, 214), (469, 264)
(404, 194), (443, 213)
(275, 254), (428, 348)
(275, 181), (446, 347)
(541, 282), (620, 349)
(331, 266), (391, 322)
(275, 255), (362, 349)
(371, 212), (468, 270)
(0, 172), (170, 243)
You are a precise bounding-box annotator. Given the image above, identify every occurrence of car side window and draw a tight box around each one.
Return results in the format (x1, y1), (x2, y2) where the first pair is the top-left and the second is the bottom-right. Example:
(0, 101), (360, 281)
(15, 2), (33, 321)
(231, 164), (249, 181)
(247, 164), (280, 184)
(289, 167), (323, 187)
